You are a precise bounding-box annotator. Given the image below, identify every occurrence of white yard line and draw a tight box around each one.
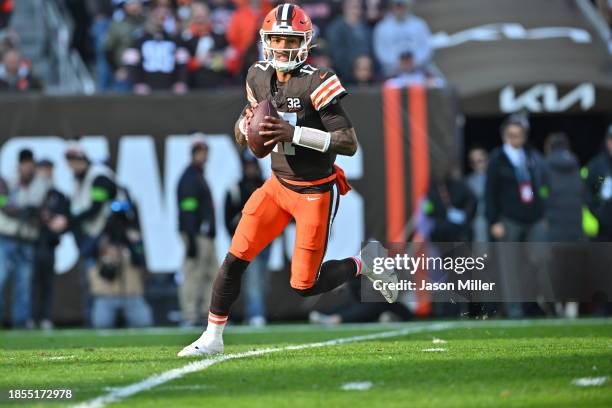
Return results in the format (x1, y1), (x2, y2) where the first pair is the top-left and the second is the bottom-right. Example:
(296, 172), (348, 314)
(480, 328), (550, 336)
(72, 322), (453, 408)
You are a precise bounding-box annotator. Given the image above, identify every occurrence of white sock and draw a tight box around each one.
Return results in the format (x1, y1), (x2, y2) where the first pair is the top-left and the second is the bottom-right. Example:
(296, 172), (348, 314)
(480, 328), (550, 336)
(205, 312), (228, 340)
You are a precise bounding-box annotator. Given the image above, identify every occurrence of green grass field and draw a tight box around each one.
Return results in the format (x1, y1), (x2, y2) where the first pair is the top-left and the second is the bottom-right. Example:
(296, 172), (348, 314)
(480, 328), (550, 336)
(1, 319), (611, 407)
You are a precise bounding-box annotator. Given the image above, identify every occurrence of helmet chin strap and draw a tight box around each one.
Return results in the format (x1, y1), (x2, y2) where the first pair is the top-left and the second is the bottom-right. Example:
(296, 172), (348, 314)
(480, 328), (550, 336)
(267, 46), (307, 72)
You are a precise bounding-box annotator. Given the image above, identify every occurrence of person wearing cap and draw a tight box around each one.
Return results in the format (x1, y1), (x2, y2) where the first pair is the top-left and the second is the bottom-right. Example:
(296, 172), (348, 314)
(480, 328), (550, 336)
(65, 144), (118, 325)
(373, 0), (432, 78)
(485, 114), (549, 318)
(31, 159), (70, 330)
(224, 149), (270, 326)
(177, 135), (218, 327)
(582, 125), (612, 241)
(0, 148), (49, 328)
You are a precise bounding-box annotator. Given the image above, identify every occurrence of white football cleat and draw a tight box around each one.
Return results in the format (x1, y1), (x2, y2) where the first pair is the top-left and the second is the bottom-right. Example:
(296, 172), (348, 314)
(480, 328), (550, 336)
(358, 243), (399, 304)
(177, 332), (224, 357)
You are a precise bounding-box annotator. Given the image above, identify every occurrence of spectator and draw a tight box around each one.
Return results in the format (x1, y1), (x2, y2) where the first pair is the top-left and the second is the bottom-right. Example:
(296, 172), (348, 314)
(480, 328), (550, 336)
(364, 0), (385, 27)
(226, 0), (272, 76)
(65, 0), (95, 64)
(224, 150), (270, 326)
(466, 146), (489, 243)
(485, 114), (548, 318)
(0, 149), (48, 328)
(182, 1), (231, 88)
(373, 0), (432, 78)
(384, 51), (426, 87)
(209, 0), (235, 38)
(89, 0), (116, 92)
(65, 143), (118, 324)
(0, 0), (13, 31)
(177, 0), (195, 22)
(351, 54), (375, 86)
(124, 5), (190, 94)
(0, 48), (42, 92)
(583, 125), (612, 241)
(32, 160), (70, 330)
(543, 133), (583, 241)
(103, 0), (147, 92)
(177, 135), (218, 327)
(299, 0), (342, 35)
(156, 0), (181, 34)
(326, 0), (372, 83)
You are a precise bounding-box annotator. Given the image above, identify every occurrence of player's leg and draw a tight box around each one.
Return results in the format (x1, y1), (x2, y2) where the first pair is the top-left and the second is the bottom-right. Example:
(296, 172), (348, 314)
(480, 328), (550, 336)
(288, 184), (360, 296)
(178, 179), (291, 357)
(288, 184), (399, 303)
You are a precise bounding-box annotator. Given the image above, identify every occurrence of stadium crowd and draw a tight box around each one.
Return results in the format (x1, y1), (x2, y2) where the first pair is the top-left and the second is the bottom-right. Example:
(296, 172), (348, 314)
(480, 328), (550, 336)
(0, 0), (440, 93)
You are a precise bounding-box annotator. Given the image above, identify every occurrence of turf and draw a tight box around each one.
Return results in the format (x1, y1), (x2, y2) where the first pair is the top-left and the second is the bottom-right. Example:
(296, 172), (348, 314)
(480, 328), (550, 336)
(1, 319), (611, 407)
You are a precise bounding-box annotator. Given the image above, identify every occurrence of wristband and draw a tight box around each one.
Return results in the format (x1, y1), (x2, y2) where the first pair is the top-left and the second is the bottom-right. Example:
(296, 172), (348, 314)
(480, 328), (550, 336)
(292, 126), (331, 152)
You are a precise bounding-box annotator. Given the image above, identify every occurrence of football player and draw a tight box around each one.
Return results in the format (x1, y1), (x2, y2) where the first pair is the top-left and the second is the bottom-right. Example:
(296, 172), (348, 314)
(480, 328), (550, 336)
(178, 3), (397, 357)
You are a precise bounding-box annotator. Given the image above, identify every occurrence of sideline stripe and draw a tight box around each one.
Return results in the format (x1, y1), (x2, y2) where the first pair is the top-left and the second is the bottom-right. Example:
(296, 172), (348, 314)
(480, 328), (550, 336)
(408, 85), (431, 317)
(408, 85), (429, 211)
(382, 84), (406, 243)
(72, 322), (454, 408)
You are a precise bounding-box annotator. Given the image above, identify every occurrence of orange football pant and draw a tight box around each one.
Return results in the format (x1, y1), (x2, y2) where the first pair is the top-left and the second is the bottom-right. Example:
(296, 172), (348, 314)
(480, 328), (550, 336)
(229, 174), (339, 290)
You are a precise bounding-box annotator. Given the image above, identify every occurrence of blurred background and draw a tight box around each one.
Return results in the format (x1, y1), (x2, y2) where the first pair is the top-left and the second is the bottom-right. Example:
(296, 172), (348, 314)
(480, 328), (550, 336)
(0, 0), (611, 330)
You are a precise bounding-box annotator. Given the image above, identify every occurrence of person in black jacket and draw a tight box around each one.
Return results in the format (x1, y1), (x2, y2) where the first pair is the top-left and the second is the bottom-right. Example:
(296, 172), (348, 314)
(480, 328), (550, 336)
(543, 133), (583, 242)
(32, 160), (70, 330)
(177, 135), (218, 327)
(485, 114), (549, 318)
(224, 149), (270, 326)
(583, 126), (612, 241)
(124, 5), (190, 94)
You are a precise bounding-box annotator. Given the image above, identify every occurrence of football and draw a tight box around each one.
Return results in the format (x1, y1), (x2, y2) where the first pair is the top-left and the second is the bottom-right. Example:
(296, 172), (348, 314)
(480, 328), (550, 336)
(247, 99), (280, 158)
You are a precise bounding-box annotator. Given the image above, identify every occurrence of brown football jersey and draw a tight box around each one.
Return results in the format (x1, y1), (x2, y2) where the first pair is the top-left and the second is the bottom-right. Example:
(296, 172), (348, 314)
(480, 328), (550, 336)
(245, 61), (351, 181)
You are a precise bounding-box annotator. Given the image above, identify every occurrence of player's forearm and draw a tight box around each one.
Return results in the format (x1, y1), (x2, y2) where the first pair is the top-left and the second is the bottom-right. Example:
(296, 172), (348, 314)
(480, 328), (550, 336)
(329, 128), (358, 156)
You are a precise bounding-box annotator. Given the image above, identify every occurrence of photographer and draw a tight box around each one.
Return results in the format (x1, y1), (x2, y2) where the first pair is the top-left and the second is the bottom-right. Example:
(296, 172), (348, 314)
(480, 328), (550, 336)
(88, 189), (152, 328)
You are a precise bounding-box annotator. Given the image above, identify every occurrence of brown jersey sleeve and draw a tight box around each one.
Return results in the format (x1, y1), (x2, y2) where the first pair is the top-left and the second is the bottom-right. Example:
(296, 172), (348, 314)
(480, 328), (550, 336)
(319, 100), (352, 132)
(245, 64), (259, 104)
(309, 67), (348, 112)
